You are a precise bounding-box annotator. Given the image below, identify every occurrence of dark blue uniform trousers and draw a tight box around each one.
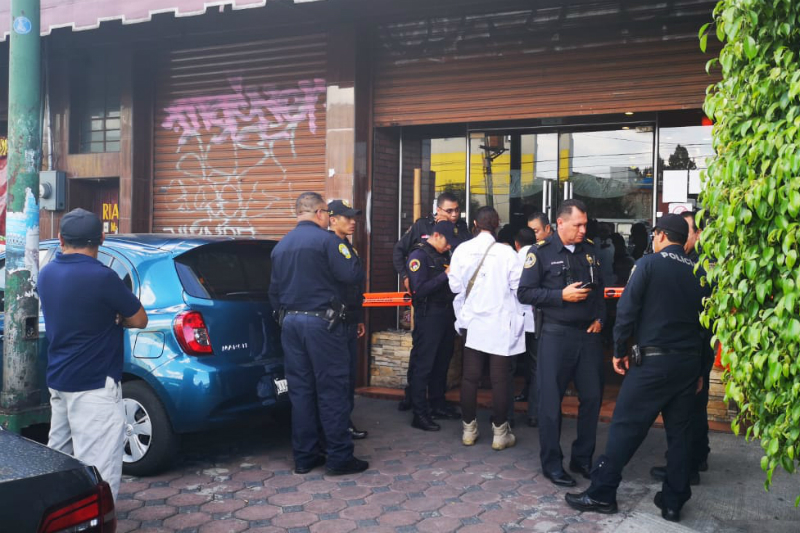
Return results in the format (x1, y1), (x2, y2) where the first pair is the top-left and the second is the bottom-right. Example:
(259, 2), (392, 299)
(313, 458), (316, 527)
(282, 314), (353, 470)
(346, 323), (359, 418)
(587, 353), (700, 510)
(537, 324), (604, 474)
(409, 305), (456, 416)
(689, 364), (712, 473)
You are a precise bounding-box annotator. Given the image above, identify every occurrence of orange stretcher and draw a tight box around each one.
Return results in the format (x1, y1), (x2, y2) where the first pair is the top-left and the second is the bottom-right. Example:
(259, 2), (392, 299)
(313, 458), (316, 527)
(363, 287), (625, 307)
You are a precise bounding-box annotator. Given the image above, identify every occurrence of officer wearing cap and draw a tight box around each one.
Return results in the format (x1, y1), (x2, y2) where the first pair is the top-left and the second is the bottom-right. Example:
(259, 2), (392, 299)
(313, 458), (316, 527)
(565, 213), (710, 523)
(38, 208), (148, 501)
(517, 199), (606, 488)
(327, 199), (368, 440)
(406, 220), (460, 431)
(270, 192), (369, 476)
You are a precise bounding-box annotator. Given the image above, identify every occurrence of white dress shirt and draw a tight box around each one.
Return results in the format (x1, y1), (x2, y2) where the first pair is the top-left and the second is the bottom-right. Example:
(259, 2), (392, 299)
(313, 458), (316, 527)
(448, 231), (526, 356)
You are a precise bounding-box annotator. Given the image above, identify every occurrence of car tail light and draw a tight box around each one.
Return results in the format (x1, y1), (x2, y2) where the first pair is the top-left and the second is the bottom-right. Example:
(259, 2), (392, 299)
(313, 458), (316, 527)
(38, 481), (116, 533)
(173, 311), (213, 355)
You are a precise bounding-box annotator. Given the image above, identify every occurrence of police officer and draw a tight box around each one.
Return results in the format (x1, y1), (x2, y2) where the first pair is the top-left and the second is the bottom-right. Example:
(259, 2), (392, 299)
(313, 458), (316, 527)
(395, 192), (470, 412)
(565, 214), (710, 523)
(406, 220), (460, 431)
(518, 199), (606, 488)
(650, 211), (713, 484)
(328, 199), (368, 440)
(269, 192), (368, 476)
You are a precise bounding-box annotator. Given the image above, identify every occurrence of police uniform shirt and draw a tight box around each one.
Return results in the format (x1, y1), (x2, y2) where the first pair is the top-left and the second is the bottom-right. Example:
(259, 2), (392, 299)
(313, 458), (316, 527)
(406, 243), (453, 304)
(613, 243), (710, 358)
(269, 221), (364, 312)
(332, 232), (365, 323)
(517, 232), (606, 326)
(392, 214), (471, 279)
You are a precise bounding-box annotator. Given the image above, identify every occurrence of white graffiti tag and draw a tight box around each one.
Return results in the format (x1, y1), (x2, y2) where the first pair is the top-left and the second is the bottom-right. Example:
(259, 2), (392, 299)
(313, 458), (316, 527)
(160, 77), (326, 236)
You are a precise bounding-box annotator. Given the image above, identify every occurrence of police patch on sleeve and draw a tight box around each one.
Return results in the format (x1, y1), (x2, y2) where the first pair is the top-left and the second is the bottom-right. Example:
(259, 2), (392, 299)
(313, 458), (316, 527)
(339, 243), (352, 259)
(524, 252), (536, 269)
(409, 258), (421, 272)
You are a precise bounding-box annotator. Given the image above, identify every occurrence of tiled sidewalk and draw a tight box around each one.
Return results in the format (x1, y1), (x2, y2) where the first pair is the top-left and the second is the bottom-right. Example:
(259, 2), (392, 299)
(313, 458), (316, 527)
(117, 397), (800, 533)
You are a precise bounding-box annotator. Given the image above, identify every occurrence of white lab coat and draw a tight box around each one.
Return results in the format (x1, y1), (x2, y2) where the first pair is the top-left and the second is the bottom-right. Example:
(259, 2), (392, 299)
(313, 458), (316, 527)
(517, 245), (536, 333)
(448, 231), (526, 356)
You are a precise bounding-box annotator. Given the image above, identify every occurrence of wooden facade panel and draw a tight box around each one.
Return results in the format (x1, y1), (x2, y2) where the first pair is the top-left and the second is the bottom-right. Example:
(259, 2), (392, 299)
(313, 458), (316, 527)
(372, 3), (717, 126)
(153, 33), (328, 239)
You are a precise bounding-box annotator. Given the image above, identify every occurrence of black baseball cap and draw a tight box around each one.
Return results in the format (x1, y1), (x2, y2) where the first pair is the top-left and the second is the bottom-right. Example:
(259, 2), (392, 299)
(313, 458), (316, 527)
(328, 199), (362, 217)
(60, 208), (103, 243)
(655, 213), (689, 239)
(432, 220), (459, 245)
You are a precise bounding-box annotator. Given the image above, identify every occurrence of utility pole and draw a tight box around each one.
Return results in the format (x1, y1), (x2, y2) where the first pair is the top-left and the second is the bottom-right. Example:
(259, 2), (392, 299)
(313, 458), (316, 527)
(0, 0), (44, 432)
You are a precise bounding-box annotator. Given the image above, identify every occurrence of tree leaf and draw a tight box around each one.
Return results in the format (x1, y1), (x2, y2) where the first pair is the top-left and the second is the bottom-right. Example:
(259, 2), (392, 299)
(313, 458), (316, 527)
(744, 36), (758, 60)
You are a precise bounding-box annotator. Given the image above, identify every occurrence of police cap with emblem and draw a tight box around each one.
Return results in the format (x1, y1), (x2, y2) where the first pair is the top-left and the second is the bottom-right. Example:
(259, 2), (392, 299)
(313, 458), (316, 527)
(654, 213), (688, 239)
(432, 220), (459, 245)
(328, 199), (362, 217)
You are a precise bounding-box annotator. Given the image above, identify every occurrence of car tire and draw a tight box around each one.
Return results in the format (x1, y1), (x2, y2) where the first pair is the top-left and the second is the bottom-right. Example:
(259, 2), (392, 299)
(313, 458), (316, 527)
(122, 381), (178, 477)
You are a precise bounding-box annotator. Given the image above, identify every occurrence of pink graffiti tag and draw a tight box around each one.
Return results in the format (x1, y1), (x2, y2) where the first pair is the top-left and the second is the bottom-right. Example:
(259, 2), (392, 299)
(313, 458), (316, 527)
(159, 77), (326, 236)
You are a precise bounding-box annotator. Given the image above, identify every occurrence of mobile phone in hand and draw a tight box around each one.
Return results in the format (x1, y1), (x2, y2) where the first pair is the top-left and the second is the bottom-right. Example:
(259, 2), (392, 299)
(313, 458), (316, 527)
(579, 282), (597, 290)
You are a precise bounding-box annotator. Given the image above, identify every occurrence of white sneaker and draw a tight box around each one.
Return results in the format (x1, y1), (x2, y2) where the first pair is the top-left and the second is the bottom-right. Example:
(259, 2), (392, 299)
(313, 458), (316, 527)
(491, 421), (516, 450)
(462, 419), (479, 446)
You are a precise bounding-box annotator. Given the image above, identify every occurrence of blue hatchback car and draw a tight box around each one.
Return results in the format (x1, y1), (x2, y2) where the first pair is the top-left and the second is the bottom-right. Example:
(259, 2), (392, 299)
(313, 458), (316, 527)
(0, 235), (287, 476)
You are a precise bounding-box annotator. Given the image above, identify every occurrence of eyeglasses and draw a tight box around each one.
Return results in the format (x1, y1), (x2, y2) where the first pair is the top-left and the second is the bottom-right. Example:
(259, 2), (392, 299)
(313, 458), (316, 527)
(440, 207), (461, 214)
(315, 208), (330, 216)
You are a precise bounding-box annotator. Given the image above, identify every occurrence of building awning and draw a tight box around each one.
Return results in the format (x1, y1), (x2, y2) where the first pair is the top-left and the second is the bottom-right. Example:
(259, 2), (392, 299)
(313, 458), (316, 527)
(1, 0), (325, 41)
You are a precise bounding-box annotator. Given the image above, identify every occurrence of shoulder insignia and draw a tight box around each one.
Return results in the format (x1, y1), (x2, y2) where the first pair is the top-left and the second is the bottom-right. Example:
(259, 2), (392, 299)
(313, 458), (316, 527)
(342, 199), (352, 208)
(524, 252), (537, 269)
(586, 254), (594, 265)
(409, 258), (421, 272)
(586, 238), (594, 245)
(535, 239), (548, 248)
(453, 226), (458, 236)
(338, 243), (352, 259)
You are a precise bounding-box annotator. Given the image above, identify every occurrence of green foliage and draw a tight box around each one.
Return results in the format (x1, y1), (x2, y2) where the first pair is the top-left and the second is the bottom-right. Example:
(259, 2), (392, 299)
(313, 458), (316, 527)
(700, 0), (800, 500)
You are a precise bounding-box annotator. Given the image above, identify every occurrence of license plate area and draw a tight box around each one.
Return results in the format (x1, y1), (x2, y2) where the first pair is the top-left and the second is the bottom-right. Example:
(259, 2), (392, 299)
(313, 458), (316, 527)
(274, 378), (289, 396)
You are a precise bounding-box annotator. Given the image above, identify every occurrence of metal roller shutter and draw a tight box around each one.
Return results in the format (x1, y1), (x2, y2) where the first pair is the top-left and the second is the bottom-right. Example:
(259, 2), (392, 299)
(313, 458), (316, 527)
(372, 2), (717, 127)
(153, 33), (327, 239)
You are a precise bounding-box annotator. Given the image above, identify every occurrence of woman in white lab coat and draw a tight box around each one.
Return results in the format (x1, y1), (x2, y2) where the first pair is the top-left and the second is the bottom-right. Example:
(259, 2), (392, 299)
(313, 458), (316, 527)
(448, 206), (526, 450)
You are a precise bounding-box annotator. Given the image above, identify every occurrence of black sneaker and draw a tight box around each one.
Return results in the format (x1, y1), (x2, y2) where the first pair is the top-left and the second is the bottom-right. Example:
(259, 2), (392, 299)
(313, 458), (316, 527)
(294, 455), (326, 475)
(325, 457), (369, 476)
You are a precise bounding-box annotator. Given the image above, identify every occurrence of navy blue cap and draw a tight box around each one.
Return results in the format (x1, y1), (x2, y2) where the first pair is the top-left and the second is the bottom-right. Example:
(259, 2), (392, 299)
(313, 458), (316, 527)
(655, 214), (689, 239)
(328, 199), (361, 217)
(432, 220), (459, 245)
(60, 208), (103, 243)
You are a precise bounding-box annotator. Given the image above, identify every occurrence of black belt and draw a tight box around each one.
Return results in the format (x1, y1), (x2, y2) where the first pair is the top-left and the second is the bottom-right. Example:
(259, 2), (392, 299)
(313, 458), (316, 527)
(641, 347), (679, 357)
(286, 310), (327, 319)
(544, 319), (594, 330)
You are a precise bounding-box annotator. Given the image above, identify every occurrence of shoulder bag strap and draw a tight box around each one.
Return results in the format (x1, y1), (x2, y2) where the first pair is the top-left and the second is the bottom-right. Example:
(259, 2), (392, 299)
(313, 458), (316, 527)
(464, 242), (496, 300)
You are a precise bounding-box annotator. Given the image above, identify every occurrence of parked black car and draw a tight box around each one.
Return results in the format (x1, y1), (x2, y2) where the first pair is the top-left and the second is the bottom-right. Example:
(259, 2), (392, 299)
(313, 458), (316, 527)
(0, 428), (116, 532)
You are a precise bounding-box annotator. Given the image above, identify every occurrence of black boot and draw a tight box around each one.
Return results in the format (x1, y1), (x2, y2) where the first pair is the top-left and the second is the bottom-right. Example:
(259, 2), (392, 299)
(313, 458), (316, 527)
(411, 414), (441, 431)
(349, 424), (368, 440)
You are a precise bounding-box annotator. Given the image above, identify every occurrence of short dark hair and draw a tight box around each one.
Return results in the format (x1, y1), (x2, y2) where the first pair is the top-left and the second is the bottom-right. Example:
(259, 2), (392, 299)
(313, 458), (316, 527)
(437, 192), (458, 207)
(296, 191), (325, 215)
(474, 206), (500, 234)
(514, 227), (536, 247)
(681, 211), (697, 232)
(656, 227), (687, 246)
(527, 212), (550, 227)
(556, 199), (587, 219)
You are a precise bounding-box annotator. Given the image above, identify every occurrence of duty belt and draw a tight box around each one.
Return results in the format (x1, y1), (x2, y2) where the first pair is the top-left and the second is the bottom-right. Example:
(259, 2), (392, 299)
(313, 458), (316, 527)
(286, 310), (327, 319)
(641, 347), (678, 357)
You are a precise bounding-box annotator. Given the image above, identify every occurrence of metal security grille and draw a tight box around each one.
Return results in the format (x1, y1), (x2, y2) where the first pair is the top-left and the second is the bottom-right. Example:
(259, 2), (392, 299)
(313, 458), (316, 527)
(153, 33), (327, 239)
(372, 1), (717, 126)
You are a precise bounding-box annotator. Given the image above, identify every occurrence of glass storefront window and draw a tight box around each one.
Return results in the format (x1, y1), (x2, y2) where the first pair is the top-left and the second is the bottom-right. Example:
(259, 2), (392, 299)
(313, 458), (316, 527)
(430, 137), (468, 215)
(657, 125), (714, 215)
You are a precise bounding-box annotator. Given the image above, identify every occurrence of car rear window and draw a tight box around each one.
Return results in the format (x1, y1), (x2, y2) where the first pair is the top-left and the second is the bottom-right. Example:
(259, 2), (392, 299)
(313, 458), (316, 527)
(174, 241), (274, 300)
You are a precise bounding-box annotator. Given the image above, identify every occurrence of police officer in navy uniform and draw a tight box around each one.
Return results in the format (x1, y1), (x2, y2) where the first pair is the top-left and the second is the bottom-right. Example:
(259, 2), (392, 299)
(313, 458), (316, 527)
(327, 199), (368, 440)
(565, 214), (710, 522)
(406, 220), (461, 431)
(517, 199), (606, 488)
(394, 192), (470, 412)
(269, 192), (368, 476)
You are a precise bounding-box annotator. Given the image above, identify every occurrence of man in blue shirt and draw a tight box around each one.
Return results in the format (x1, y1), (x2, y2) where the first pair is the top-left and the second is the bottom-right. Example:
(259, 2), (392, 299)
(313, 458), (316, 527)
(38, 208), (147, 501)
(270, 192), (368, 476)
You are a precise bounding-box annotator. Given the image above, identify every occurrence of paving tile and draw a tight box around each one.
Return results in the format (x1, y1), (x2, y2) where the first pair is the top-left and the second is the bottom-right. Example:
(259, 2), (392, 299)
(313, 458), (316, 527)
(166, 493), (213, 507)
(268, 491), (314, 507)
(438, 502), (483, 519)
(271, 510), (319, 528)
(403, 497), (444, 512)
(119, 481), (151, 495)
(169, 475), (213, 490)
(115, 498), (144, 514)
(199, 498), (247, 514)
(421, 486), (462, 500)
(309, 518), (357, 533)
(480, 479), (520, 492)
(376, 510), (420, 527)
(115, 519), (140, 533)
(331, 485), (373, 500)
(389, 480), (431, 493)
(296, 479), (340, 494)
(231, 468), (275, 483)
(127, 505), (178, 521)
(365, 491), (408, 506)
(198, 518), (249, 533)
(161, 511), (211, 529)
(233, 503), (281, 521)
(460, 524), (505, 533)
(303, 498), (348, 514)
(339, 504), (385, 520)
(461, 489), (501, 505)
(415, 516), (462, 532)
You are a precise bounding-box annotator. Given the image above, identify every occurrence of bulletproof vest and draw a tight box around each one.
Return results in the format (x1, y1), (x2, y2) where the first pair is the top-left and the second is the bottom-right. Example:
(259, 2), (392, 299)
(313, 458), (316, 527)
(414, 243), (453, 304)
